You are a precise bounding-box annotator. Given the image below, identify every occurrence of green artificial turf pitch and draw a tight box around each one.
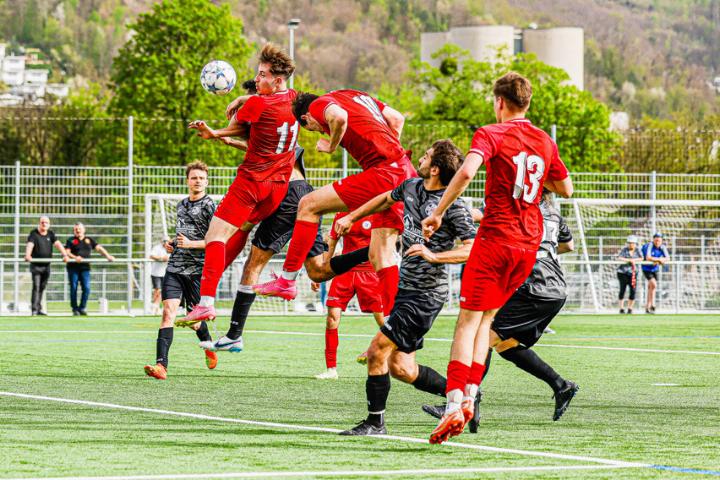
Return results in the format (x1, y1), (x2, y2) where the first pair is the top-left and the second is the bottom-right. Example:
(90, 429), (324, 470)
(1, 313), (719, 479)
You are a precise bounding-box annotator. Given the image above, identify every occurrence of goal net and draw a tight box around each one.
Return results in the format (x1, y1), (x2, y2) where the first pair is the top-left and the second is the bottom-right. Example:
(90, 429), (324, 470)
(143, 194), (326, 316)
(558, 198), (720, 312)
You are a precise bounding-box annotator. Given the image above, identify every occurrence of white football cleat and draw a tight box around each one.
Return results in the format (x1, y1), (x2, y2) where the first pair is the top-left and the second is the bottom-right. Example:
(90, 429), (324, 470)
(214, 336), (244, 352)
(198, 340), (216, 351)
(314, 368), (338, 380)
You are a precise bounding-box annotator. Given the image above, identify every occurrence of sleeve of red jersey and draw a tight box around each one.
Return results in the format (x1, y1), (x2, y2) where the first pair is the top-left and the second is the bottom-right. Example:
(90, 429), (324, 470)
(234, 96), (264, 124)
(308, 96), (336, 130)
(467, 127), (497, 162)
(546, 143), (569, 181)
(329, 213), (341, 240)
(373, 96), (387, 112)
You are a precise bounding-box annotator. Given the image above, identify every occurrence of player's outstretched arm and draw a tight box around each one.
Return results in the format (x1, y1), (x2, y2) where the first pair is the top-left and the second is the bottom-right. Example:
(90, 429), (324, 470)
(217, 137), (248, 151)
(559, 239), (575, 254)
(544, 176), (574, 198)
(381, 105), (405, 139)
(335, 192), (396, 236)
(422, 152), (483, 239)
(225, 94), (253, 120)
(406, 239), (474, 264)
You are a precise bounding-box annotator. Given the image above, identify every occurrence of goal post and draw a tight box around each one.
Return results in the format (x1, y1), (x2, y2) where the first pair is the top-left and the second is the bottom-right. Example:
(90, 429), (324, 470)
(557, 198), (720, 312)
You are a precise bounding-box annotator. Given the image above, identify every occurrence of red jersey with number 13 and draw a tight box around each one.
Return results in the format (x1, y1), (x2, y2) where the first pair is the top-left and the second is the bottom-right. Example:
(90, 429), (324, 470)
(469, 119), (569, 250)
(308, 89), (406, 171)
(235, 89), (298, 182)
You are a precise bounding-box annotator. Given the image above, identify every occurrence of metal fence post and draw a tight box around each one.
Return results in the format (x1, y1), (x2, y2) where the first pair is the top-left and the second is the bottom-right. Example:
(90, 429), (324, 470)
(342, 148), (348, 178)
(0, 259), (4, 314)
(598, 237), (604, 307)
(127, 116), (134, 315)
(13, 161), (20, 313)
(551, 124), (557, 143)
(700, 235), (706, 310)
(650, 170), (657, 234)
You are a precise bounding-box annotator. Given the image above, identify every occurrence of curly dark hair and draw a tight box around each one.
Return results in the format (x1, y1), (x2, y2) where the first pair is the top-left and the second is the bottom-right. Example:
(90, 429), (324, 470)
(430, 139), (464, 186)
(292, 92), (320, 126)
(258, 43), (295, 79)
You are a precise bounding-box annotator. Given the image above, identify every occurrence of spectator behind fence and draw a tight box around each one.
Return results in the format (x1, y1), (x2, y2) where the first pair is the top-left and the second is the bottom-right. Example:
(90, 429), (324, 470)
(65, 223), (115, 315)
(641, 233), (670, 314)
(616, 235), (643, 314)
(24, 216), (69, 315)
(149, 237), (170, 315)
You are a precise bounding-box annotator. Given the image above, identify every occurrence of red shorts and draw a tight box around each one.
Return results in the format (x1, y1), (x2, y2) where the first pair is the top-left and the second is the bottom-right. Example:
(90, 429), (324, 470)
(460, 237), (537, 312)
(214, 172), (289, 228)
(326, 270), (383, 313)
(333, 156), (416, 232)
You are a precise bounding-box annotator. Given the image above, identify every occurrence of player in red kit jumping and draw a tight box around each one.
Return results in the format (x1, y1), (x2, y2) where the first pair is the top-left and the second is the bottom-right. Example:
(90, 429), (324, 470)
(254, 90), (415, 316)
(178, 44), (298, 325)
(421, 73), (574, 444)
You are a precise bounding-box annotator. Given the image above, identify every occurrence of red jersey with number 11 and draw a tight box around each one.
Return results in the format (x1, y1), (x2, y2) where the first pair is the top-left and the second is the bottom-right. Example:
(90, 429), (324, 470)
(234, 89), (298, 182)
(469, 119), (569, 250)
(308, 89), (406, 171)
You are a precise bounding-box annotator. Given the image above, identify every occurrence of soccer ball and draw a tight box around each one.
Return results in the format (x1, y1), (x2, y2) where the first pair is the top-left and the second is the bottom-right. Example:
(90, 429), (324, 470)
(200, 60), (236, 95)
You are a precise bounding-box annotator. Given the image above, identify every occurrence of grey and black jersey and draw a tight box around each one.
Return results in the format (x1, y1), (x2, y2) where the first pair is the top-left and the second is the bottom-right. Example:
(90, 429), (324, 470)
(520, 199), (572, 299)
(391, 178), (476, 302)
(166, 195), (216, 276)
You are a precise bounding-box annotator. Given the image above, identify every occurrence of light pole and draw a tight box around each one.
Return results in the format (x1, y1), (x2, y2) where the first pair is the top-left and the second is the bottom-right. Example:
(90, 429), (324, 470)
(287, 18), (300, 89)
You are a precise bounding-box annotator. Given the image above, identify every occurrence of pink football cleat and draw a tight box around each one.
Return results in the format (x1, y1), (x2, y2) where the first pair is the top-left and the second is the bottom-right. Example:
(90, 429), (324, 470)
(175, 304), (216, 327)
(253, 272), (297, 301)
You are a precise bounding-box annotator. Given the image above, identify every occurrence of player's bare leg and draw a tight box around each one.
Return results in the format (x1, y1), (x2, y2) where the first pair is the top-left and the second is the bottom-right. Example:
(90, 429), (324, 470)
(356, 311), (385, 365)
(646, 277), (657, 313)
(254, 185), (347, 299)
(369, 227), (400, 316)
(316, 307), (342, 379)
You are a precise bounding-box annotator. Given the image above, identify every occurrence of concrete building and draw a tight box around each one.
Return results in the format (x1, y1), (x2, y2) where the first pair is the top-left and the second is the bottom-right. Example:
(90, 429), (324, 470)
(421, 25), (585, 90)
(2, 55), (26, 86)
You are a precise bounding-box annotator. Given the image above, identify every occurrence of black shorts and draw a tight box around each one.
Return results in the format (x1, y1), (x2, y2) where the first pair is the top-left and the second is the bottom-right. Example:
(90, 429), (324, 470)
(161, 272), (201, 311)
(151, 275), (163, 290)
(643, 270), (658, 281)
(251, 179), (327, 258)
(380, 289), (445, 354)
(493, 289), (566, 348)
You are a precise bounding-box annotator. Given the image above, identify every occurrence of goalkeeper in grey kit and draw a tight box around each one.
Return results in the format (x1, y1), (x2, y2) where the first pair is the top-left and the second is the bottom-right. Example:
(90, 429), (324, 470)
(144, 161), (219, 380)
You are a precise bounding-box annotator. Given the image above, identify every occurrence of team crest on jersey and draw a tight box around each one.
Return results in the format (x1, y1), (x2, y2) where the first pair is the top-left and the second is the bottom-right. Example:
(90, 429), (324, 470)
(424, 201), (438, 217)
(403, 214), (414, 232)
(191, 207), (201, 216)
(361, 220), (372, 230)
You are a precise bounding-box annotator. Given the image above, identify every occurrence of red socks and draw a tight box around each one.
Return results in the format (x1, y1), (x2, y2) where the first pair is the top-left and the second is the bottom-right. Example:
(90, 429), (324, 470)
(377, 265), (399, 316)
(200, 241), (226, 296)
(468, 361), (487, 386)
(283, 220), (320, 273)
(445, 360), (471, 395)
(325, 328), (339, 369)
(224, 230), (250, 269)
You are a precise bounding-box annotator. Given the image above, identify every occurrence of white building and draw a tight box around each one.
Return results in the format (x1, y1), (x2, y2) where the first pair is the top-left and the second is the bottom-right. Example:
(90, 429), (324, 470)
(421, 25), (585, 91)
(2, 55), (26, 86)
(0, 46), (67, 101)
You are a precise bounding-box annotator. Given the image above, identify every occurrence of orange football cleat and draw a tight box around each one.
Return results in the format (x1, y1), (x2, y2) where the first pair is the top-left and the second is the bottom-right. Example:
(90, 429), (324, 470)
(429, 409), (465, 445)
(144, 363), (167, 380)
(205, 349), (218, 370)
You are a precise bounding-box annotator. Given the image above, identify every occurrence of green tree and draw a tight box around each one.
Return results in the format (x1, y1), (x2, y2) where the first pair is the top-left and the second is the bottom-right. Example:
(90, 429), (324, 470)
(109, 0), (253, 165)
(380, 45), (622, 172)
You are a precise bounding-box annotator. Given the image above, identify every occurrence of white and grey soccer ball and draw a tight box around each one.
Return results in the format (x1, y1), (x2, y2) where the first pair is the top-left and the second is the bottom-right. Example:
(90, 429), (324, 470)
(200, 60), (237, 95)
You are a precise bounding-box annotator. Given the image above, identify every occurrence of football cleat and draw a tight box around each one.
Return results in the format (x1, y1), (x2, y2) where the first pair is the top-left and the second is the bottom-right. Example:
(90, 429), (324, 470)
(468, 390), (483, 433)
(553, 381), (579, 421)
(356, 351), (368, 365)
(253, 272), (297, 301)
(429, 409), (465, 444)
(339, 419), (386, 436)
(461, 397), (475, 427)
(144, 363), (167, 380)
(213, 336), (244, 352)
(421, 404), (446, 419)
(204, 349), (218, 370)
(175, 305), (215, 327)
(198, 340), (215, 351)
(314, 368), (338, 380)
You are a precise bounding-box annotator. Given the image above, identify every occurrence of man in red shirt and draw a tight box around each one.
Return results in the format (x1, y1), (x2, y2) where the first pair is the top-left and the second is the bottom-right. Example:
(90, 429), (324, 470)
(179, 44), (298, 325)
(315, 212), (384, 380)
(254, 90), (415, 316)
(421, 72), (574, 443)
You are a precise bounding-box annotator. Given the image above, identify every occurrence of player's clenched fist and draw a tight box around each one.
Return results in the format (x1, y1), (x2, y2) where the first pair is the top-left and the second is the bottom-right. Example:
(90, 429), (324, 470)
(316, 138), (334, 154)
(421, 214), (442, 240)
(188, 120), (215, 139)
(334, 215), (354, 237)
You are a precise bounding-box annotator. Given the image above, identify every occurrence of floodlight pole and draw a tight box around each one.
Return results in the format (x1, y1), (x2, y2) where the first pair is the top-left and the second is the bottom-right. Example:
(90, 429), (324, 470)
(288, 19), (300, 89)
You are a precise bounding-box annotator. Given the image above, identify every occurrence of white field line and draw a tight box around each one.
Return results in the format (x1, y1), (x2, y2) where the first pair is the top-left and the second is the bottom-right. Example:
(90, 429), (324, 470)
(0, 465), (633, 480)
(1, 328), (718, 356)
(0, 391), (645, 469)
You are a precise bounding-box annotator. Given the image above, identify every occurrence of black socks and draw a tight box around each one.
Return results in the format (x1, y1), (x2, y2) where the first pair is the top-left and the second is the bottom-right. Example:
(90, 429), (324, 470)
(156, 327), (173, 367)
(499, 347), (565, 392)
(330, 247), (370, 276)
(195, 321), (212, 342)
(366, 373), (390, 425)
(412, 365), (447, 397)
(227, 291), (256, 340)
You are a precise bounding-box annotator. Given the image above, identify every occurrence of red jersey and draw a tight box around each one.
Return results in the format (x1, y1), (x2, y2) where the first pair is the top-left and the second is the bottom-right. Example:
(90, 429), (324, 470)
(469, 119), (569, 250)
(308, 89), (406, 170)
(330, 212), (374, 272)
(234, 89), (298, 182)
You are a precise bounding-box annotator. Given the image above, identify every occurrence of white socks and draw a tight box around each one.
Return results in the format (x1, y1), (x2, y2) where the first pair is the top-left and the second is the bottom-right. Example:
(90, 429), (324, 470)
(445, 389), (463, 413)
(199, 296), (215, 307)
(281, 270), (299, 281)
